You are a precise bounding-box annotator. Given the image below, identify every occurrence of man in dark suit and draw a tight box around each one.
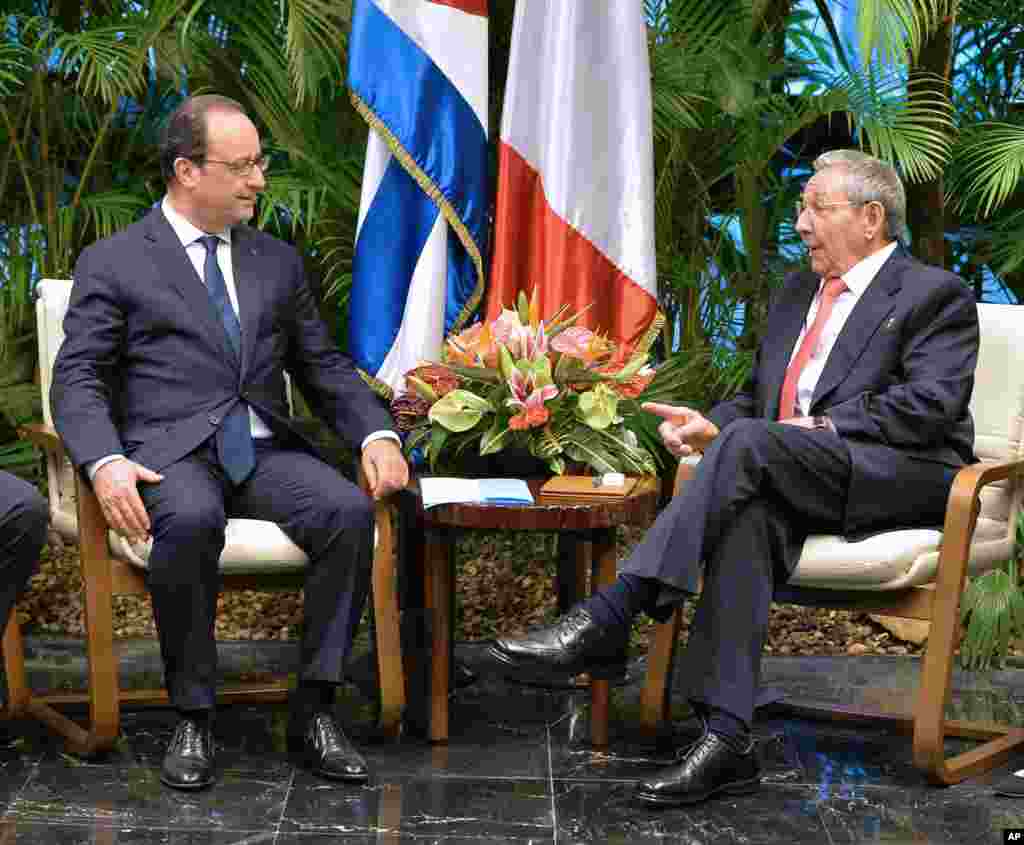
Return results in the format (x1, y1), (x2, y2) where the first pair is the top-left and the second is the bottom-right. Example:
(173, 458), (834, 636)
(51, 95), (409, 791)
(0, 471), (48, 711)
(489, 150), (978, 806)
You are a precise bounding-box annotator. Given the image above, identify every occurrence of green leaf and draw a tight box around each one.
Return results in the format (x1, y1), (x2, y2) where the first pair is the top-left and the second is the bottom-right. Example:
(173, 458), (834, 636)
(479, 416), (513, 456)
(428, 425), (449, 472)
(428, 389), (493, 433)
(959, 557), (1024, 671)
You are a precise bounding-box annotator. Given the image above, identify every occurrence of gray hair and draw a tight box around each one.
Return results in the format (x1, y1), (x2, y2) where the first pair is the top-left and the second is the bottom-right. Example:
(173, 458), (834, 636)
(812, 149), (909, 245)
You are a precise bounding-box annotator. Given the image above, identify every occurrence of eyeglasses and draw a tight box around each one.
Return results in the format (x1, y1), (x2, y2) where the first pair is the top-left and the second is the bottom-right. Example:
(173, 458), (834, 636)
(795, 198), (864, 217)
(196, 155), (271, 177)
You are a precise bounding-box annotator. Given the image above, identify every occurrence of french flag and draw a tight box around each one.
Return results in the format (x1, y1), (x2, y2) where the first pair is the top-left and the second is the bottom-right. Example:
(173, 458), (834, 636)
(486, 1), (659, 352)
(348, 0), (489, 395)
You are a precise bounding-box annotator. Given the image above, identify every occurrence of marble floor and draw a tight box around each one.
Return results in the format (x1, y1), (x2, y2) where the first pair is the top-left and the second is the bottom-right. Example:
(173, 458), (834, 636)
(3, 648), (1024, 844)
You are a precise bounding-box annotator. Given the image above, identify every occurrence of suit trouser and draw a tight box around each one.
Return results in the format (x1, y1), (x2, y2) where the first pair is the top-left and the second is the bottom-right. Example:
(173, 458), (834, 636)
(0, 471), (48, 700)
(140, 440), (374, 711)
(623, 418), (955, 724)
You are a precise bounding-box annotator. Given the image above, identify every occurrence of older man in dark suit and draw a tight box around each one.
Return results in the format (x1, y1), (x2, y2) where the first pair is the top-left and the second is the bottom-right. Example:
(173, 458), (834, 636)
(51, 95), (408, 791)
(489, 150), (978, 806)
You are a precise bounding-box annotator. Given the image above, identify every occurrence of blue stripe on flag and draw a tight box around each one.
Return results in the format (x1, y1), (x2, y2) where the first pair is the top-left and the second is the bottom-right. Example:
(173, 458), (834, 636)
(350, 159), (440, 374)
(348, 0), (489, 384)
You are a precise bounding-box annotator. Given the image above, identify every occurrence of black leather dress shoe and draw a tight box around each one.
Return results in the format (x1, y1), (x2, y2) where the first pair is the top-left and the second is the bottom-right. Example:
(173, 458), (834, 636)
(160, 718), (215, 790)
(288, 712), (368, 782)
(635, 727), (760, 806)
(487, 606), (628, 680)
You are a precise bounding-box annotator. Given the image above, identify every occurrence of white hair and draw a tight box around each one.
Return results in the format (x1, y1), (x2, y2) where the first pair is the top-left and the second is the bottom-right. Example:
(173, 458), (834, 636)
(813, 149), (909, 245)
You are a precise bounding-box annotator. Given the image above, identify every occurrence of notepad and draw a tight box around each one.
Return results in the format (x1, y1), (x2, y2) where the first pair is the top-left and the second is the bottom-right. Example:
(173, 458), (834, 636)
(418, 477), (534, 509)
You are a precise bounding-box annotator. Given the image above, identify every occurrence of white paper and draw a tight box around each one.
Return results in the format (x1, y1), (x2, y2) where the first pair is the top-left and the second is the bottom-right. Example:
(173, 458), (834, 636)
(419, 477), (534, 509)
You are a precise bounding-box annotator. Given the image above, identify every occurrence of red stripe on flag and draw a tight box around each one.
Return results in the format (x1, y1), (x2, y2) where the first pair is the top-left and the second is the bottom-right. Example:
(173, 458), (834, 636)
(426, 0), (487, 16)
(486, 143), (658, 352)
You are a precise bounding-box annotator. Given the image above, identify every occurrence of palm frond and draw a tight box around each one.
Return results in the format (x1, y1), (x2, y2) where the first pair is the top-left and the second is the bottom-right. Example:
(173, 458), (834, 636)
(0, 37), (31, 96)
(947, 123), (1024, 218)
(829, 67), (954, 182)
(985, 209), (1024, 276)
(76, 191), (151, 242)
(54, 0), (193, 104)
(960, 557), (1024, 671)
(854, 0), (954, 68)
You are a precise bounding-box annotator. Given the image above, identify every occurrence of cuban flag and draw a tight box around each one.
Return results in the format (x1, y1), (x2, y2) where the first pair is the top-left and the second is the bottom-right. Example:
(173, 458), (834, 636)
(486, 1), (659, 352)
(348, 0), (489, 396)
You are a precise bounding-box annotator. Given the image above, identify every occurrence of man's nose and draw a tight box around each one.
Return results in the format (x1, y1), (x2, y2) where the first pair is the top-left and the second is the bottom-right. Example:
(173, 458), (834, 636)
(795, 210), (811, 237)
(248, 168), (266, 190)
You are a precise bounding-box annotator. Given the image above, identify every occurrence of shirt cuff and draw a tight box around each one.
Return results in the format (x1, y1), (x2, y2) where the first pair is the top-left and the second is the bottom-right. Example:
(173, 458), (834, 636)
(86, 454), (126, 481)
(361, 430), (401, 451)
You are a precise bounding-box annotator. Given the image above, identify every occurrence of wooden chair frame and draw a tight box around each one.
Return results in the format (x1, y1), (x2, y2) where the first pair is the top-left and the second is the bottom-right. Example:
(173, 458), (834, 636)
(9, 422), (404, 756)
(639, 456), (1024, 786)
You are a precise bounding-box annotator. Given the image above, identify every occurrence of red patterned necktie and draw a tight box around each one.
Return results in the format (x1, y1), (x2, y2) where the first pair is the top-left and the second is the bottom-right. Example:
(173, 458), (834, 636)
(777, 276), (848, 421)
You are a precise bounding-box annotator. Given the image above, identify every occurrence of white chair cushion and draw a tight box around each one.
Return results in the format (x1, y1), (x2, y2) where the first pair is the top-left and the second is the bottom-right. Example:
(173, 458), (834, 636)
(111, 518), (309, 574)
(789, 517), (1009, 591)
(115, 520), (378, 574)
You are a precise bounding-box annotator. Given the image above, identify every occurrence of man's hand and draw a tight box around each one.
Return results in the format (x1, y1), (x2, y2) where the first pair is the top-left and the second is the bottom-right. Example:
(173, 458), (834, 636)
(361, 439), (409, 499)
(93, 458), (163, 544)
(642, 402), (720, 458)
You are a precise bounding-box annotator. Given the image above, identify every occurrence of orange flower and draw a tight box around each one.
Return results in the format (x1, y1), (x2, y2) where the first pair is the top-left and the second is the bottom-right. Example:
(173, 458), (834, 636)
(445, 322), (499, 367)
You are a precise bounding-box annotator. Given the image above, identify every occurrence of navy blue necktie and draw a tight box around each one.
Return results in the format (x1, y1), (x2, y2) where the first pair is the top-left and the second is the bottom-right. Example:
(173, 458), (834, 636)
(199, 235), (255, 484)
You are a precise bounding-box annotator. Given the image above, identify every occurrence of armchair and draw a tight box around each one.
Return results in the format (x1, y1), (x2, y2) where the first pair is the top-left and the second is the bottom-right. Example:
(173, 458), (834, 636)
(10, 279), (404, 755)
(639, 302), (1024, 785)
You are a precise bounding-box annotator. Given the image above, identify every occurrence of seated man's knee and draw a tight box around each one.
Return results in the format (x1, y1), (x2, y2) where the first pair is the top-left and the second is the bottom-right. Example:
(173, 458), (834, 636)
(23, 487), (49, 548)
(4, 482), (48, 553)
(153, 502), (226, 551)
(711, 418), (773, 461)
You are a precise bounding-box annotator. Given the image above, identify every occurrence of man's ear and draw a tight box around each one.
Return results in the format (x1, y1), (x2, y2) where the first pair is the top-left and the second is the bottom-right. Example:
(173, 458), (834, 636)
(173, 157), (199, 189)
(863, 200), (886, 241)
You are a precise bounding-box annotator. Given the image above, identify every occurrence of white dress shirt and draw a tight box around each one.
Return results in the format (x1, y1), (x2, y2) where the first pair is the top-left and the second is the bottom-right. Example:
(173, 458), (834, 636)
(87, 198), (397, 479)
(791, 242), (898, 417)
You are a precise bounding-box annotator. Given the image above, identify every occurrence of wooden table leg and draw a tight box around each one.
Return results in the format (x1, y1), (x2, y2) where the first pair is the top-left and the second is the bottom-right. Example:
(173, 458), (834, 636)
(556, 532), (589, 612)
(589, 527), (618, 748)
(424, 527), (452, 743)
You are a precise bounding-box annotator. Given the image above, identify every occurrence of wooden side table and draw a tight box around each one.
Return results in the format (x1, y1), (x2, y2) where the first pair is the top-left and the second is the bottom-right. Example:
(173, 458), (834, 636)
(407, 477), (660, 746)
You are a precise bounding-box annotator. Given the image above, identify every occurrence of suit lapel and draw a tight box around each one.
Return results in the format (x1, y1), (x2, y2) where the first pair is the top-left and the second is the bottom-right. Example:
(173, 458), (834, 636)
(144, 209), (238, 368)
(810, 250), (905, 411)
(763, 273), (819, 420)
(230, 226), (266, 376)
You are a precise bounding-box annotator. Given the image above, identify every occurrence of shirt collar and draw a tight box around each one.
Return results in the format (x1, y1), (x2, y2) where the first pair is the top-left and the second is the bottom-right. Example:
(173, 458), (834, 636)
(161, 197), (232, 249)
(833, 241), (897, 297)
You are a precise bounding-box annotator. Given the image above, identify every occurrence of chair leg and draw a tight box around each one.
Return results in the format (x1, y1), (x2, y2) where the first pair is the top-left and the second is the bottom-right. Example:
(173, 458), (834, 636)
(912, 499), (1024, 784)
(2, 594), (112, 752)
(640, 607), (683, 741)
(372, 501), (404, 738)
(2, 616), (29, 717)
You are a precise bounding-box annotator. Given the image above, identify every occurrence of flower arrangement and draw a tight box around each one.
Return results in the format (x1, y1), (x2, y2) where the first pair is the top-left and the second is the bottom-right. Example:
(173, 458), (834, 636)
(390, 291), (663, 476)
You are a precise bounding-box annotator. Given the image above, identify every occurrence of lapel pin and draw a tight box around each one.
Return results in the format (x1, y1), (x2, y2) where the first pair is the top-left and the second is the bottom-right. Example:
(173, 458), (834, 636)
(883, 316), (897, 330)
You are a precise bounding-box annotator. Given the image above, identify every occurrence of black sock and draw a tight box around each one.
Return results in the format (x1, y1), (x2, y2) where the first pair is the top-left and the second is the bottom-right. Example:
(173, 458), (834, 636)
(292, 681), (335, 721)
(707, 707), (750, 749)
(584, 574), (659, 628)
(177, 708), (214, 730)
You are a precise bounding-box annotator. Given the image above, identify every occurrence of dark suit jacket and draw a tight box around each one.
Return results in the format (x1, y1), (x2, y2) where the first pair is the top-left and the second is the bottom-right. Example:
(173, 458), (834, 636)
(707, 247), (979, 535)
(52, 207), (394, 475)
